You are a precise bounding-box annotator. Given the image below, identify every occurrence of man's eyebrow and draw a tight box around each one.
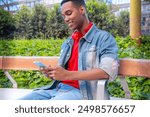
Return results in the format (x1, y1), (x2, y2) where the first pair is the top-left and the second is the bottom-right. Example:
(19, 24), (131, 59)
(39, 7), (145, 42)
(62, 9), (71, 15)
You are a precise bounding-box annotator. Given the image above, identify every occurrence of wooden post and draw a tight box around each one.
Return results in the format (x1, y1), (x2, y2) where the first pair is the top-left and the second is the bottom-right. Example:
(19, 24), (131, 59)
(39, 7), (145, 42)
(130, 0), (141, 39)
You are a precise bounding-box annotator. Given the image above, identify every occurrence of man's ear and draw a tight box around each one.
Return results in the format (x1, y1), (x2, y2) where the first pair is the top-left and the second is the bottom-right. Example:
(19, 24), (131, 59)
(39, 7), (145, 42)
(79, 6), (86, 15)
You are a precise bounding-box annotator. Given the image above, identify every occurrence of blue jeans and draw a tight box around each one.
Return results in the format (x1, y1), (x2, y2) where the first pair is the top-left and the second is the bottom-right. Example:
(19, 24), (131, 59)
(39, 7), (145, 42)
(19, 83), (83, 100)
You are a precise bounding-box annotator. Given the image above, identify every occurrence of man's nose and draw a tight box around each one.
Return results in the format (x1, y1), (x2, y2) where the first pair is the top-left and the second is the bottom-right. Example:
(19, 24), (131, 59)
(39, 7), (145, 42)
(64, 16), (69, 23)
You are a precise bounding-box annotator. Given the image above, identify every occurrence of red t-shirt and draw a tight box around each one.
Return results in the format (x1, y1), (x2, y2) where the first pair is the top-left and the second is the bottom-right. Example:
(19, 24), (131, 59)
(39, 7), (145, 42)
(62, 22), (93, 89)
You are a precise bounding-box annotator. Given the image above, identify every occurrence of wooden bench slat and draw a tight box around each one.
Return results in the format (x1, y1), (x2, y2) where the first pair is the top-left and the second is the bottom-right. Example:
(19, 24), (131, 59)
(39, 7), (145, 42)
(0, 57), (2, 69)
(119, 58), (150, 78)
(0, 56), (150, 78)
(2, 56), (59, 70)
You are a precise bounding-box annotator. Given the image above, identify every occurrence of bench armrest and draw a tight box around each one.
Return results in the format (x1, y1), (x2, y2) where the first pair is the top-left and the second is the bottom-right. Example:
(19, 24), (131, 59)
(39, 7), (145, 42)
(96, 79), (110, 100)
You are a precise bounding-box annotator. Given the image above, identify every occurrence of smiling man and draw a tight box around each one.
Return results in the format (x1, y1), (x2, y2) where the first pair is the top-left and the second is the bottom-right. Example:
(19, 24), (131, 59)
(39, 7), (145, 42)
(19, 0), (118, 100)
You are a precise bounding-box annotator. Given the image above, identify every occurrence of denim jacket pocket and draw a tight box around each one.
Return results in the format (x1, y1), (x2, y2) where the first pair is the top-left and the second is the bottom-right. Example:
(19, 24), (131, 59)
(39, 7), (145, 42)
(83, 47), (97, 70)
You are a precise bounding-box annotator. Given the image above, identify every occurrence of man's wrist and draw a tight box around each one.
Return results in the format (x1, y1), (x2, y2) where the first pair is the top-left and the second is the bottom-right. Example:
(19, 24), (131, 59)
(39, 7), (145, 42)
(66, 71), (76, 80)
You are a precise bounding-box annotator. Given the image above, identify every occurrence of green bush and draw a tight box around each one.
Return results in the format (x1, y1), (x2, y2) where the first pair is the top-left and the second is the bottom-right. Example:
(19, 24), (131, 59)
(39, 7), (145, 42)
(0, 39), (64, 89)
(116, 36), (150, 59)
(108, 36), (150, 100)
(0, 39), (63, 56)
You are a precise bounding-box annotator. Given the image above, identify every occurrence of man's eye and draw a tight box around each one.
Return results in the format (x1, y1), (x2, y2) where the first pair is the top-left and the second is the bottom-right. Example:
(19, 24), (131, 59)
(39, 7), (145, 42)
(66, 11), (72, 15)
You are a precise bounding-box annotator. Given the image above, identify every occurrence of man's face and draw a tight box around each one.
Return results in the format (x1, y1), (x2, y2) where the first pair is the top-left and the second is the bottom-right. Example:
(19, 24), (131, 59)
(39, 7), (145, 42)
(61, 1), (85, 31)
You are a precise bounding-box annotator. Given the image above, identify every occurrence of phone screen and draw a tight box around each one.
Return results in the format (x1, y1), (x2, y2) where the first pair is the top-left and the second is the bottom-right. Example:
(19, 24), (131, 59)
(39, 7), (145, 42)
(33, 61), (47, 68)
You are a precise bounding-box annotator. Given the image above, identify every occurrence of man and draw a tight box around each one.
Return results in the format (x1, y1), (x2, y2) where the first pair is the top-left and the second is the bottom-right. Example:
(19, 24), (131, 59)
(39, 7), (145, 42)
(20, 0), (118, 100)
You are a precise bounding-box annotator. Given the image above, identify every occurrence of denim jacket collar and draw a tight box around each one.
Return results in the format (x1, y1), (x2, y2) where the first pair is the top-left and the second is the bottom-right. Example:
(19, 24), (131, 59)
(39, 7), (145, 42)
(66, 24), (97, 44)
(83, 24), (97, 43)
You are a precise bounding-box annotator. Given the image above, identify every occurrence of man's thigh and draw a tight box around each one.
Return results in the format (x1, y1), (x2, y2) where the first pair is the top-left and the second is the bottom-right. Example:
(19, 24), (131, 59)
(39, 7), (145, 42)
(18, 89), (56, 100)
(19, 83), (83, 100)
(51, 83), (83, 100)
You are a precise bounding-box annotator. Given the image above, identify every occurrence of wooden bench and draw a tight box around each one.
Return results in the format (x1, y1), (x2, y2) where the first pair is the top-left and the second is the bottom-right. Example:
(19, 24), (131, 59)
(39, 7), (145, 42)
(0, 56), (150, 100)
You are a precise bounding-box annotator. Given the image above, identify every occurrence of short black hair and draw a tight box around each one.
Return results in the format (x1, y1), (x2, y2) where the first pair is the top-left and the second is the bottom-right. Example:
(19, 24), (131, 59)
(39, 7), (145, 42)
(60, 0), (86, 7)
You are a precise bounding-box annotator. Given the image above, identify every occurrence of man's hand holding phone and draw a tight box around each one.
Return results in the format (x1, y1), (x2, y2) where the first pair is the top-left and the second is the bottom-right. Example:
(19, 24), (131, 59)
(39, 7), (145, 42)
(33, 61), (54, 79)
(33, 61), (70, 81)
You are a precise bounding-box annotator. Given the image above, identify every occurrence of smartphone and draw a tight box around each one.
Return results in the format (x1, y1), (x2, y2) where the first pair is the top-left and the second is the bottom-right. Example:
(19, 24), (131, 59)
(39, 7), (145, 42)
(33, 61), (48, 68)
(34, 61), (55, 81)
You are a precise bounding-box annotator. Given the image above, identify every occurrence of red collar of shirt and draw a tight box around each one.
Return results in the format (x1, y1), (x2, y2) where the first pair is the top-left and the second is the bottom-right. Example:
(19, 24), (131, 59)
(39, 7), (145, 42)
(71, 22), (93, 41)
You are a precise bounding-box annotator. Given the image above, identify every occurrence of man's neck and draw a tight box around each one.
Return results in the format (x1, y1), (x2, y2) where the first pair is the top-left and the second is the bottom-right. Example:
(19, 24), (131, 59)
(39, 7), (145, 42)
(78, 19), (90, 34)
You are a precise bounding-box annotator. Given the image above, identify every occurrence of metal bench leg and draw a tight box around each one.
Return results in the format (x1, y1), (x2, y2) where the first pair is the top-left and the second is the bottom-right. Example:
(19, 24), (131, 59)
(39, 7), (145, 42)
(120, 76), (131, 99)
(3, 70), (18, 88)
(96, 79), (110, 100)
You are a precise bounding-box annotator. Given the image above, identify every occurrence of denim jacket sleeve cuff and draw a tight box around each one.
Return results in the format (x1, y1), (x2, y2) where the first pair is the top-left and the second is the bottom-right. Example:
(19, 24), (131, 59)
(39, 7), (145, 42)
(99, 57), (119, 81)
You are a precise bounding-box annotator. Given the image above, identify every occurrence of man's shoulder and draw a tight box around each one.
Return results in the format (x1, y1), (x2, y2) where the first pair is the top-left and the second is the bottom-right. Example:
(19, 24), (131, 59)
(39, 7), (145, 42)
(93, 25), (112, 37)
(89, 25), (114, 40)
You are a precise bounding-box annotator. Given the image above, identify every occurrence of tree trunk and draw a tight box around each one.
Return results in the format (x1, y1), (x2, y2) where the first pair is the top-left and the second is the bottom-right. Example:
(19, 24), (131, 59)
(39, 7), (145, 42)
(130, 0), (141, 40)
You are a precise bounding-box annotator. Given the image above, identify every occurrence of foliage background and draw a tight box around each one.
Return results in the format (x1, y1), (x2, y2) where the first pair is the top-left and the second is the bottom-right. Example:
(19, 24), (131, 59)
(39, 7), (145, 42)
(0, 36), (150, 99)
(108, 36), (150, 100)
(0, 39), (64, 89)
(0, 0), (129, 39)
(0, 8), (15, 38)
(0, 0), (149, 99)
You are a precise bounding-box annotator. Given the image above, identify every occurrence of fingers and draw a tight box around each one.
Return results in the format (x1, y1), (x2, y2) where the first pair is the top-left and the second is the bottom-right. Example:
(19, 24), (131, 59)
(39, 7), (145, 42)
(47, 70), (55, 78)
(39, 65), (63, 80)
(46, 67), (59, 79)
(40, 65), (53, 72)
(38, 65), (54, 78)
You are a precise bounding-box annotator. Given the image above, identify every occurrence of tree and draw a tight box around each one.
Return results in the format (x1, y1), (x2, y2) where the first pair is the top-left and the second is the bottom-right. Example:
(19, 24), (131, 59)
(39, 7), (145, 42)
(86, 0), (118, 36)
(14, 5), (32, 39)
(31, 4), (48, 39)
(2, 0), (135, 39)
(0, 8), (15, 38)
(46, 4), (69, 39)
(116, 10), (129, 37)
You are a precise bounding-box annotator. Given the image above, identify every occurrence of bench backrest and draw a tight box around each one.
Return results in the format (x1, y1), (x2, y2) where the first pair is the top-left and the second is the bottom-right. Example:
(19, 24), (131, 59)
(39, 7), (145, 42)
(0, 56), (150, 78)
(0, 56), (150, 99)
(119, 58), (150, 78)
(0, 56), (58, 70)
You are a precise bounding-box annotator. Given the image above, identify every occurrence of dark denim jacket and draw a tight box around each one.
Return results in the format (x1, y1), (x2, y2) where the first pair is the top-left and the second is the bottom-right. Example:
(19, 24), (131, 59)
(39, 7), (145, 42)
(58, 24), (119, 100)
